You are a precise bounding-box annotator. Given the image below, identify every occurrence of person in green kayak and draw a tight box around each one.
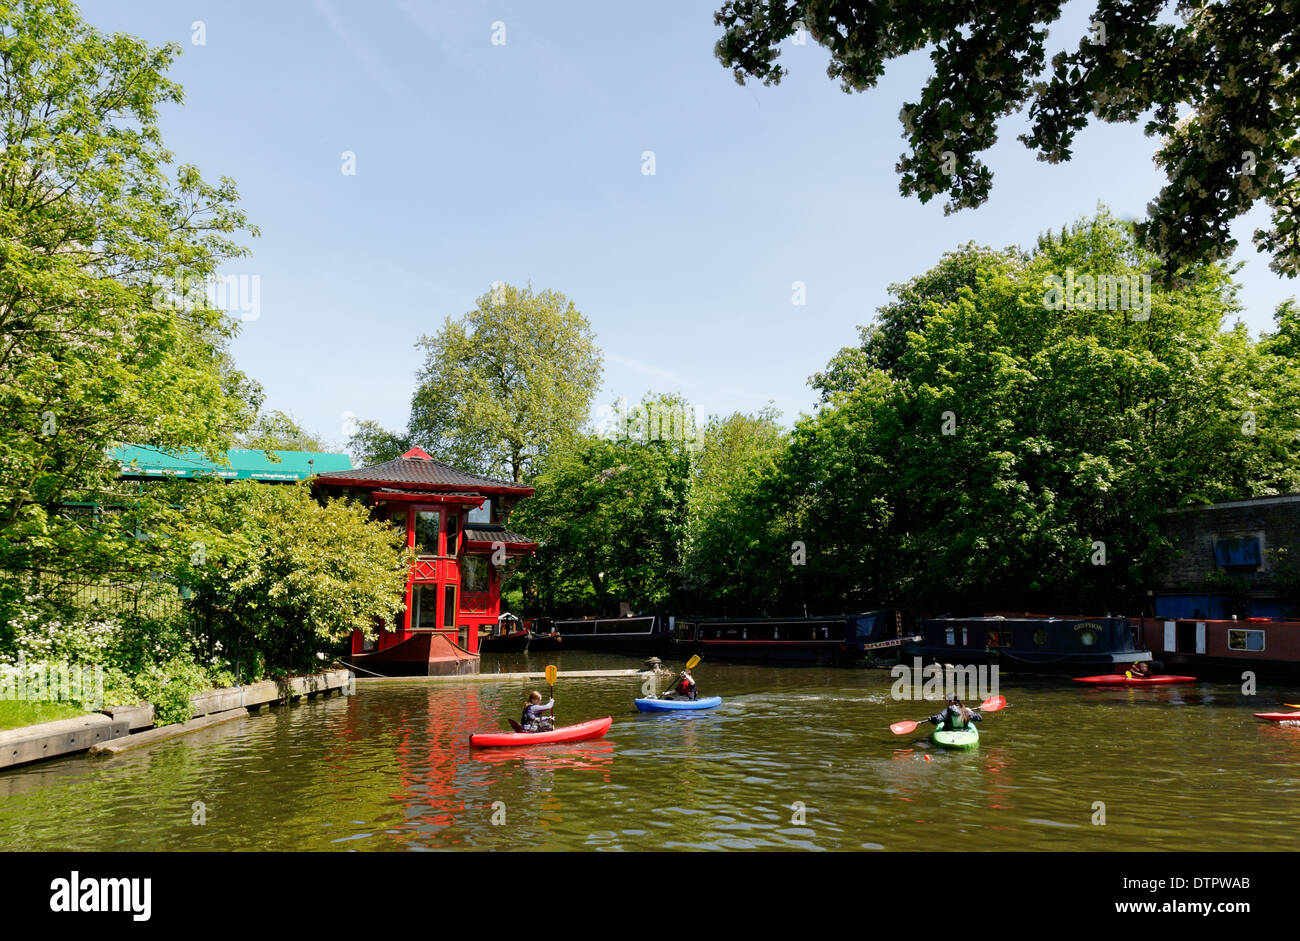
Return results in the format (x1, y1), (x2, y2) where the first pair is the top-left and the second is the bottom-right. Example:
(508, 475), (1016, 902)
(928, 693), (982, 731)
(521, 691), (555, 732)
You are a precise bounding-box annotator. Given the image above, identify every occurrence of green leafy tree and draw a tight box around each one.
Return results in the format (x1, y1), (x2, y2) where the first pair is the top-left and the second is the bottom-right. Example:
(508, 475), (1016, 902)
(239, 410), (330, 453)
(0, 0), (260, 590)
(714, 0), (1300, 276)
(813, 243), (1024, 398)
(172, 481), (411, 674)
(345, 419), (411, 466)
(740, 212), (1300, 614)
(408, 283), (603, 481)
(512, 394), (693, 616)
(680, 406), (788, 612)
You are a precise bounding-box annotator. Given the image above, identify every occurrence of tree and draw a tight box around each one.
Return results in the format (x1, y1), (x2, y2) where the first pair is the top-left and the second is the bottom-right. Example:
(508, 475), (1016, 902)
(239, 410), (330, 453)
(730, 212), (1300, 614)
(511, 394), (693, 616)
(714, 0), (1300, 277)
(173, 481), (411, 674)
(812, 243), (1024, 398)
(408, 283), (603, 481)
(0, 0), (260, 587)
(680, 407), (788, 612)
(345, 419), (411, 466)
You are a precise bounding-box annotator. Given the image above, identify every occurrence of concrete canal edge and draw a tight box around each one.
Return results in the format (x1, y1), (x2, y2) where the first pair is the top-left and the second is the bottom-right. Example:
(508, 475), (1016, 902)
(88, 708), (249, 756)
(0, 669), (353, 771)
(0, 714), (131, 769)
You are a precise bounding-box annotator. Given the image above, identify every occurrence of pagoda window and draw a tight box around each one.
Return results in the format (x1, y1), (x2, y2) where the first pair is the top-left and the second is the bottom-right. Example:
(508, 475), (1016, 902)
(446, 512), (459, 558)
(412, 583), (439, 629)
(461, 554), (490, 593)
(415, 510), (441, 556)
(387, 505), (408, 535)
(467, 499), (492, 525)
(443, 584), (458, 631)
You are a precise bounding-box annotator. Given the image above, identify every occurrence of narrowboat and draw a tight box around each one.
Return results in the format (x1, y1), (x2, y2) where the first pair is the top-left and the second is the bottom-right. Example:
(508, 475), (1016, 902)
(1138, 616), (1300, 679)
(903, 615), (1150, 675)
(528, 615), (672, 655)
(669, 610), (898, 664)
(478, 613), (530, 654)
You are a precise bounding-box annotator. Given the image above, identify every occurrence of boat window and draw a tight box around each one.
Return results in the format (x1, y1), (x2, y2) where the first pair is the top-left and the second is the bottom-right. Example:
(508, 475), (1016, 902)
(1032, 629), (1047, 647)
(1228, 629), (1265, 652)
(988, 630), (1012, 648)
(945, 628), (956, 646)
(415, 510), (440, 556)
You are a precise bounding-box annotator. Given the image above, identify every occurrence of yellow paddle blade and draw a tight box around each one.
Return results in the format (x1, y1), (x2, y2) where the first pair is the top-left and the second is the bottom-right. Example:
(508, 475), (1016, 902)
(545, 664), (557, 686)
(1286, 703), (1300, 709)
(685, 655), (701, 670)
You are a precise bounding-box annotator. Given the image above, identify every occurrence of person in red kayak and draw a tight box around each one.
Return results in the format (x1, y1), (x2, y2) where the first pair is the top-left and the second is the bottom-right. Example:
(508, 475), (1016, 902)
(521, 691), (555, 732)
(928, 694), (982, 732)
(665, 669), (698, 701)
(1127, 660), (1151, 678)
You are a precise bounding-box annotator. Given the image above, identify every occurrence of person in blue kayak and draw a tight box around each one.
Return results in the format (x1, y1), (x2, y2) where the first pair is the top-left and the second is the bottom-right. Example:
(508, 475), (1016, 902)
(665, 669), (698, 701)
(929, 693), (982, 731)
(521, 690), (555, 732)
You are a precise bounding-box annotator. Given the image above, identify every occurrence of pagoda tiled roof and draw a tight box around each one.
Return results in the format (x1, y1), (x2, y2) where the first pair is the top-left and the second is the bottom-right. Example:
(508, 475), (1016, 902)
(314, 446), (533, 494)
(464, 524), (537, 545)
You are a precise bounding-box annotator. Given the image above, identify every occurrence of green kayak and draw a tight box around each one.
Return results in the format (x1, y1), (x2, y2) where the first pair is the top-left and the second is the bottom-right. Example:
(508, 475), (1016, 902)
(932, 725), (980, 749)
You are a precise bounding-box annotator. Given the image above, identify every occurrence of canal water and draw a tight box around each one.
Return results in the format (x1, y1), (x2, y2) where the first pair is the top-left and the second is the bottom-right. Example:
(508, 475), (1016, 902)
(1, 653), (1297, 851)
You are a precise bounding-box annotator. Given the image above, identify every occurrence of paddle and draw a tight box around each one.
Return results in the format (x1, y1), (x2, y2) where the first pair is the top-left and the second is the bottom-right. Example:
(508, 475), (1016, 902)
(889, 695), (1008, 735)
(545, 663), (557, 704)
(1286, 703), (1300, 709)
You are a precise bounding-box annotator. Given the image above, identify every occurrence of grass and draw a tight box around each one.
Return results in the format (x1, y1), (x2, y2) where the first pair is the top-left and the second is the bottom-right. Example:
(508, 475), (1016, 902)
(0, 699), (91, 731)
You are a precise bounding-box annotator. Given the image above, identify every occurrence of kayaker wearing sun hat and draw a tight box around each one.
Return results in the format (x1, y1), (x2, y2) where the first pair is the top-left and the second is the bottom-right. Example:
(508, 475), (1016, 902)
(521, 691), (555, 732)
(929, 694), (982, 732)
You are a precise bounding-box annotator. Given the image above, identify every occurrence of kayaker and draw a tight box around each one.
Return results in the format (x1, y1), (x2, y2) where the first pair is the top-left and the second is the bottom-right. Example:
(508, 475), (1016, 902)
(666, 669), (698, 701)
(1128, 660), (1151, 678)
(928, 694), (982, 732)
(521, 691), (555, 732)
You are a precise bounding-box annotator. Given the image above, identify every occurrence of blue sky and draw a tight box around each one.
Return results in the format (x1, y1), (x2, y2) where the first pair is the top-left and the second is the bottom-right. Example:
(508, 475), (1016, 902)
(83, 0), (1298, 451)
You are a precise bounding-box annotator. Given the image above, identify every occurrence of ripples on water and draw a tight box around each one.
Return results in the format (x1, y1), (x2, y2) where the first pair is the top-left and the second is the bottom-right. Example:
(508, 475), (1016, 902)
(1, 653), (1298, 851)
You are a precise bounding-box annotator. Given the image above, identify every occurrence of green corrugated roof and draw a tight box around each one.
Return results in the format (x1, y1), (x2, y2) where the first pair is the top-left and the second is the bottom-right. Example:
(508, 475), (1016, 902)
(112, 445), (352, 482)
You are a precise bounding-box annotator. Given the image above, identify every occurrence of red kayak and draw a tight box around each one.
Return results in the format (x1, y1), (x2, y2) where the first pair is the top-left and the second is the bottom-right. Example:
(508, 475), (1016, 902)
(469, 716), (613, 748)
(1073, 674), (1198, 685)
(1254, 712), (1300, 723)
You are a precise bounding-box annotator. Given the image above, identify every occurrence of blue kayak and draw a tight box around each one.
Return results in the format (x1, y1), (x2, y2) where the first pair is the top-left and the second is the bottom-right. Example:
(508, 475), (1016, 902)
(634, 696), (722, 712)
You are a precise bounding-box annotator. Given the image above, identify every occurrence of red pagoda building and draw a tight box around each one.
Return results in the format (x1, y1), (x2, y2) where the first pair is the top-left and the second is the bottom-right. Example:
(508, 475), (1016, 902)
(313, 447), (537, 675)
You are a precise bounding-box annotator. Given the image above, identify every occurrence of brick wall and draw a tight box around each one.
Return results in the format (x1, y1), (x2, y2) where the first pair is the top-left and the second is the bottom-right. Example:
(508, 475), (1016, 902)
(1152, 495), (1300, 592)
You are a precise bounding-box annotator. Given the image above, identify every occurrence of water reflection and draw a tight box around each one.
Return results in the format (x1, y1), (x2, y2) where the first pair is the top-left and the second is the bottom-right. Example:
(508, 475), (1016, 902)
(0, 657), (1298, 851)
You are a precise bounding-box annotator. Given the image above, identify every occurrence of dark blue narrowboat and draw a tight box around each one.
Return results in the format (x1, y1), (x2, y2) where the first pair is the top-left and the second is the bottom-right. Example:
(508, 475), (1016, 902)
(528, 615), (672, 655)
(904, 615), (1151, 675)
(670, 610), (903, 664)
